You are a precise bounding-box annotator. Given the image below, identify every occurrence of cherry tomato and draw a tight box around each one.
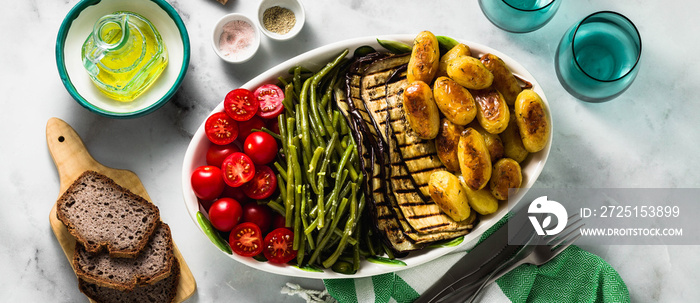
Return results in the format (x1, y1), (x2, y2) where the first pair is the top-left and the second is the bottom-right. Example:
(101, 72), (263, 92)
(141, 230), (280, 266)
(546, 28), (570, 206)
(221, 152), (256, 187)
(243, 132), (278, 165)
(263, 228), (297, 264)
(191, 165), (225, 201)
(237, 116), (266, 142)
(221, 185), (251, 204)
(242, 203), (273, 233)
(206, 143), (241, 168)
(208, 198), (242, 232)
(242, 165), (277, 200)
(254, 84), (285, 119)
(229, 222), (263, 257)
(205, 112), (238, 145)
(271, 213), (286, 230)
(224, 88), (258, 121)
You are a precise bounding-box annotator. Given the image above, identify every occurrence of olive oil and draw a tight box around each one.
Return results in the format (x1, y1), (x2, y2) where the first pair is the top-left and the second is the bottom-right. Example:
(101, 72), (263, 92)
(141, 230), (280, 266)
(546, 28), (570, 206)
(82, 12), (168, 102)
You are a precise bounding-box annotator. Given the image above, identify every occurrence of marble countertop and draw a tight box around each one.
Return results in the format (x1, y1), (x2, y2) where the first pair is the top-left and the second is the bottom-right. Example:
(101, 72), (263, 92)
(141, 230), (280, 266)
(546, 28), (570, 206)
(1, 0), (699, 302)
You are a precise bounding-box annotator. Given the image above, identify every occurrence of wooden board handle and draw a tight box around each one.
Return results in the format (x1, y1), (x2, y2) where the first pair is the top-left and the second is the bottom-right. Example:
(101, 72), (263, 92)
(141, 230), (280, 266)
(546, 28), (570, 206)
(46, 117), (103, 193)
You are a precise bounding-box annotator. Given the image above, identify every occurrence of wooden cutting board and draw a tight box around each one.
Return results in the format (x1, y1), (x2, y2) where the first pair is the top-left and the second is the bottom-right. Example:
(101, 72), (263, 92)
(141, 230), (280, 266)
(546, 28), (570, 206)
(46, 117), (196, 302)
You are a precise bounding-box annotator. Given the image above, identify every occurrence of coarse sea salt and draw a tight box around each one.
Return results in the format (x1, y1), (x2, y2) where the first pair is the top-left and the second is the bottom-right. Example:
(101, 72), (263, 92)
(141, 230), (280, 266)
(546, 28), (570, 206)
(218, 20), (255, 60)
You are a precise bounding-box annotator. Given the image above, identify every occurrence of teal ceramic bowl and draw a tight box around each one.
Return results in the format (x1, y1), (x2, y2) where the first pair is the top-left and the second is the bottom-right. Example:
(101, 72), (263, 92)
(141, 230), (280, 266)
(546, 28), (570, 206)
(56, 0), (190, 118)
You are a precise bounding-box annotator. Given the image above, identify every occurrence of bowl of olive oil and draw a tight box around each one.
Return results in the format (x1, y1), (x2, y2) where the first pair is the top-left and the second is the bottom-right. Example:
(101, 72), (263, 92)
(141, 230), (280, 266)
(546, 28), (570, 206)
(57, 0), (190, 118)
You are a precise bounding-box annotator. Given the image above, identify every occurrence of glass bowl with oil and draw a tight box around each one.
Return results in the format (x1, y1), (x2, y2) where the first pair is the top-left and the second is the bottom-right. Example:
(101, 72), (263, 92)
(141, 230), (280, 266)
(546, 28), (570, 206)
(56, 0), (190, 118)
(82, 11), (168, 102)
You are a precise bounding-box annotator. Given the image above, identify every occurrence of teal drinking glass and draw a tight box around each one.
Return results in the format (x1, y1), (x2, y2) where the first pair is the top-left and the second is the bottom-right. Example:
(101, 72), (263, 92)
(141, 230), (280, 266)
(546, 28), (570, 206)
(555, 11), (642, 102)
(478, 0), (561, 33)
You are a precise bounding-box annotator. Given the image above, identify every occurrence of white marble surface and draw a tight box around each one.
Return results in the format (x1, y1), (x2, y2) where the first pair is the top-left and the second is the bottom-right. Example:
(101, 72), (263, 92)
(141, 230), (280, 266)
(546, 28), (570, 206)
(1, 0), (699, 302)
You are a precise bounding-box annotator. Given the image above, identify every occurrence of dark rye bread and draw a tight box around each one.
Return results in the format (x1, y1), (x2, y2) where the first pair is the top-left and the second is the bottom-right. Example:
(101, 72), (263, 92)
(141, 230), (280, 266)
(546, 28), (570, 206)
(74, 223), (176, 291)
(78, 260), (180, 303)
(56, 170), (160, 258)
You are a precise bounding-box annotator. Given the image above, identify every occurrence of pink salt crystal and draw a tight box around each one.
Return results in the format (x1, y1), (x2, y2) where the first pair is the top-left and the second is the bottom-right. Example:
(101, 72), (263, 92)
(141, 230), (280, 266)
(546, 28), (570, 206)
(218, 20), (255, 59)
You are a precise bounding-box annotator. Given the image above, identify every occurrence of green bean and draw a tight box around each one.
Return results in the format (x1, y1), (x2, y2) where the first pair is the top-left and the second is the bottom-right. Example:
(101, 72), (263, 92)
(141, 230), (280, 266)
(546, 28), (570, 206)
(307, 147), (324, 194)
(331, 139), (358, 181)
(322, 183), (357, 268)
(278, 76), (289, 87)
(285, 144), (297, 227)
(309, 196), (349, 265)
(305, 216), (319, 235)
(299, 78), (319, 158)
(376, 38), (412, 54)
(296, 236), (306, 266)
(316, 133), (339, 228)
(353, 45), (376, 57)
(353, 233), (361, 271)
(383, 244), (395, 259)
(267, 200), (285, 216)
(314, 49), (350, 83)
(251, 127), (282, 140)
(277, 173), (287, 202)
(323, 183), (357, 268)
(436, 35), (459, 52)
(307, 121), (322, 147)
(323, 170), (349, 228)
(293, 185), (302, 251)
(309, 80), (332, 137)
(332, 111), (340, 131)
(277, 114), (288, 157)
(311, 50), (349, 135)
(338, 112), (350, 136)
(293, 66), (302, 97)
(282, 83), (295, 116)
(365, 227), (377, 256)
(320, 71), (338, 109)
(337, 180), (354, 203)
(333, 143), (355, 191)
(301, 185), (315, 249)
(274, 163), (287, 181)
(333, 228), (358, 246)
(196, 211), (232, 254)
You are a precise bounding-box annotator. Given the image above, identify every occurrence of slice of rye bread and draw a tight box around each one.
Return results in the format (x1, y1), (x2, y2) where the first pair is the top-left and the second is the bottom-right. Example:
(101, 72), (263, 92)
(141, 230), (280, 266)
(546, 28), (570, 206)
(74, 223), (176, 291)
(56, 170), (160, 258)
(78, 259), (180, 303)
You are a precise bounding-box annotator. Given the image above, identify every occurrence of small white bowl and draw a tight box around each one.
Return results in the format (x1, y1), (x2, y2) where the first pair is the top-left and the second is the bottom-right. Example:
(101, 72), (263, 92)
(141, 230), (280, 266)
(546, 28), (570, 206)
(212, 13), (260, 63)
(257, 0), (305, 41)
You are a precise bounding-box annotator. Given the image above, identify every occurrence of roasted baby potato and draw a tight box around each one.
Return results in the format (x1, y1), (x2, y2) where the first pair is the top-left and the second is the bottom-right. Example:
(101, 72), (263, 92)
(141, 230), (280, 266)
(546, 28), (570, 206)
(459, 176), (499, 215)
(435, 118), (465, 172)
(458, 128), (492, 190)
(489, 158), (522, 200)
(436, 43), (472, 78)
(429, 171), (471, 222)
(402, 81), (440, 139)
(514, 90), (550, 153)
(480, 53), (522, 106)
(433, 76), (477, 125)
(470, 122), (505, 163)
(446, 56), (494, 90)
(500, 116), (529, 163)
(407, 31), (440, 84)
(473, 88), (510, 134)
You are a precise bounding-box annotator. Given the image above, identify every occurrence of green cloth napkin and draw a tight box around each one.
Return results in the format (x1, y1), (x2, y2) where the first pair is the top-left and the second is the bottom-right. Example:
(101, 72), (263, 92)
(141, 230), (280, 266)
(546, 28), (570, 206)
(323, 219), (629, 303)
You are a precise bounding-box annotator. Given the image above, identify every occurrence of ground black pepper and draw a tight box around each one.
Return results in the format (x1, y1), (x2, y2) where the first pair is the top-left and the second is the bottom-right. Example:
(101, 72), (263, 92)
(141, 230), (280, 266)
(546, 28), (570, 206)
(262, 6), (296, 35)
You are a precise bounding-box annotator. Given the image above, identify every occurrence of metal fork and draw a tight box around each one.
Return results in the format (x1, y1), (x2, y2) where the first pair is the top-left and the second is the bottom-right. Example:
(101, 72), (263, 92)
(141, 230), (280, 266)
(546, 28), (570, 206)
(440, 214), (584, 303)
